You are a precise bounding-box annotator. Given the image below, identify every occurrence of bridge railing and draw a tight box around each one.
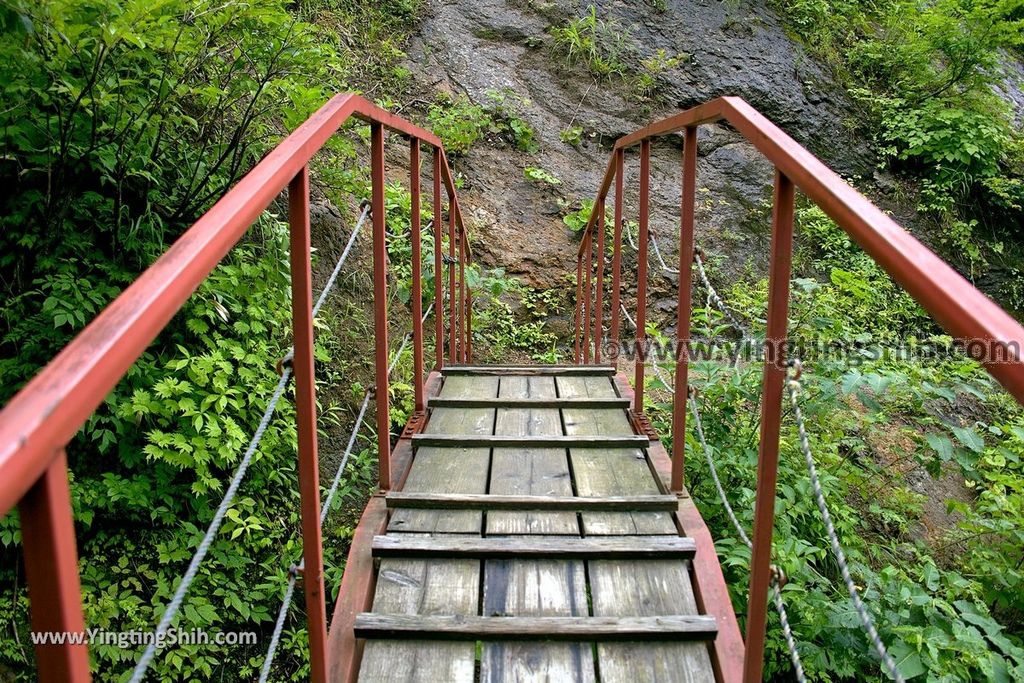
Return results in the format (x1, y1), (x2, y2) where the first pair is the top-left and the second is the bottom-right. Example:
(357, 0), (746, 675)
(573, 95), (1024, 682)
(0, 93), (473, 682)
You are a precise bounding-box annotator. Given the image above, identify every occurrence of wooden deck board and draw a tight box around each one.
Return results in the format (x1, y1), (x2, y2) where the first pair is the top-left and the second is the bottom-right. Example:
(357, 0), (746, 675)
(482, 375), (595, 683)
(357, 552), (480, 682)
(387, 375), (497, 533)
(362, 377), (496, 681)
(351, 369), (716, 683)
(590, 560), (716, 682)
(558, 375), (714, 681)
(488, 376), (575, 535)
(558, 375), (675, 536)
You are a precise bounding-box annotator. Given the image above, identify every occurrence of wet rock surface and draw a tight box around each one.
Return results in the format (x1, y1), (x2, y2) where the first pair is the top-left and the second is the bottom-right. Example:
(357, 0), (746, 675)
(403, 0), (874, 292)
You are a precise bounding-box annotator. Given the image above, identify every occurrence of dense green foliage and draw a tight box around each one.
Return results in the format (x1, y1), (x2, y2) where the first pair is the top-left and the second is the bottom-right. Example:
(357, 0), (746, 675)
(774, 0), (1024, 275)
(646, 205), (1024, 681)
(0, 0), (426, 679)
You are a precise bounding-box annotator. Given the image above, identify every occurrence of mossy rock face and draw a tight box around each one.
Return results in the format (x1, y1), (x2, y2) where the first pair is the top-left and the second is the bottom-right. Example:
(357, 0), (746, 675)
(400, 0), (866, 291)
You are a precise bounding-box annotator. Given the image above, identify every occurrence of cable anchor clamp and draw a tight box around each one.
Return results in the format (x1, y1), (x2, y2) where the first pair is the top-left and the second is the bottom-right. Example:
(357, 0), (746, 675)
(770, 564), (787, 588)
(276, 349), (295, 376)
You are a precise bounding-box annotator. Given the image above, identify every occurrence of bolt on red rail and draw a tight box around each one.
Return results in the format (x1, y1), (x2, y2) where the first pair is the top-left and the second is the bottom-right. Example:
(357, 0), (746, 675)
(573, 95), (1024, 683)
(0, 94), (474, 683)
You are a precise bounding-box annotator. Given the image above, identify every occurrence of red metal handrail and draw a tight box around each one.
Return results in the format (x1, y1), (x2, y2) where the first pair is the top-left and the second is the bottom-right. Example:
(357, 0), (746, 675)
(574, 95), (1024, 682)
(0, 93), (473, 682)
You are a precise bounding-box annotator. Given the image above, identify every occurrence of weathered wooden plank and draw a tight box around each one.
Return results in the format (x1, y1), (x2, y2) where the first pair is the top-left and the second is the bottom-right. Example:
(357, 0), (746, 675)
(481, 559), (594, 682)
(372, 535), (696, 559)
(357, 550), (480, 682)
(388, 375), (497, 533)
(412, 434), (649, 448)
(482, 375), (594, 681)
(590, 560), (716, 682)
(558, 375), (676, 535)
(386, 492), (679, 511)
(428, 396), (630, 408)
(443, 365), (616, 376)
(355, 614), (718, 641)
(488, 375), (574, 535)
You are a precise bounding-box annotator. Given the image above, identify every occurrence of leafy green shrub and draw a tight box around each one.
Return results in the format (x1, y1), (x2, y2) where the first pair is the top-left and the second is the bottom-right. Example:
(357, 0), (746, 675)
(635, 49), (688, 100)
(471, 279), (563, 362)
(559, 125), (585, 146)
(774, 0), (1024, 264)
(486, 89), (540, 153)
(562, 199), (597, 232)
(645, 250), (1024, 680)
(0, 0), (342, 278)
(427, 94), (493, 154)
(426, 89), (538, 155)
(790, 204), (926, 340)
(870, 96), (1012, 212)
(0, 0), (421, 679)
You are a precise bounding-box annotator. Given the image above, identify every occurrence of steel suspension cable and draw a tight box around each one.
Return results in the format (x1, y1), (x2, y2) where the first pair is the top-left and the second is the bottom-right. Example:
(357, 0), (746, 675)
(787, 360), (903, 682)
(689, 387), (806, 681)
(618, 302), (675, 393)
(649, 231), (680, 275)
(622, 219), (680, 276)
(621, 238), (805, 677)
(622, 221), (747, 339)
(258, 569), (298, 683)
(129, 207), (370, 682)
(258, 301), (434, 680)
(618, 222), (893, 681)
(684, 253), (806, 678)
(688, 390), (751, 548)
(312, 205), (370, 319)
(693, 249), (747, 339)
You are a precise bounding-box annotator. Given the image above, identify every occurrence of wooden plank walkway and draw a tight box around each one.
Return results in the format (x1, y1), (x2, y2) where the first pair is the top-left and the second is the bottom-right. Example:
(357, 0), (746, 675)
(352, 366), (717, 682)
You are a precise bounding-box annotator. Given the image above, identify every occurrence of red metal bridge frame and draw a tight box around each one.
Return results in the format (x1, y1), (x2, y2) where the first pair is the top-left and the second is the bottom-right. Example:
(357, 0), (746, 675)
(0, 94), (474, 682)
(574, 95), (1024, 683)
(3, 86), (1023, 683)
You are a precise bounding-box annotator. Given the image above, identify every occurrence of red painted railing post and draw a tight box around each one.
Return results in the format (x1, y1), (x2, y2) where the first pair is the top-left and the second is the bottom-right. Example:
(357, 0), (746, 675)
(574, 255), (583, 363)
(671, 126), (698, 492)
(595, 200), (605, 363)
(583, 229), (593, 364)
(370, 123), (391, 491)
(288, 166), (329, 683)
(447, 197), (457, 362)
(465, 252), (473, 363)
(610, 149), (625, 357)
(744, 170), (795, 683)
(409, 139), (424, 412)
(19, 450), (90, 683)
(432, 149), (444, 369)
(633, 139), (651, 412)
(458, 227), (467, 363)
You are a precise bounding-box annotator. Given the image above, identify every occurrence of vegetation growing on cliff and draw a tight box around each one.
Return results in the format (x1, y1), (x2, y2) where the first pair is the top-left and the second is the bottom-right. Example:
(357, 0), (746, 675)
(775, 0), (1024, 279)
